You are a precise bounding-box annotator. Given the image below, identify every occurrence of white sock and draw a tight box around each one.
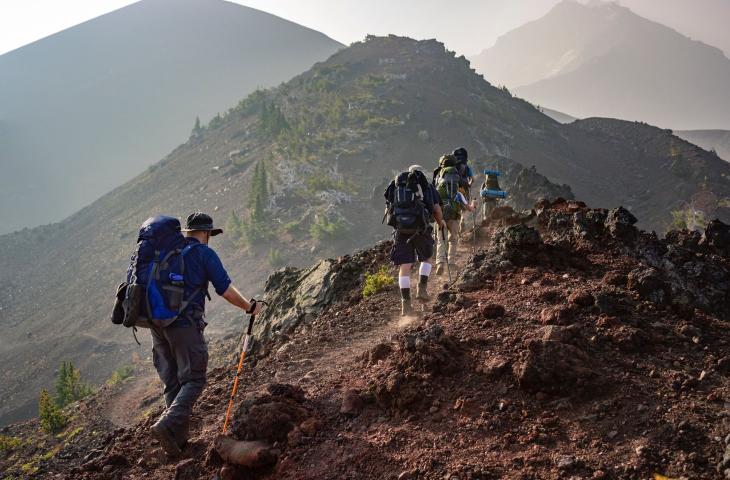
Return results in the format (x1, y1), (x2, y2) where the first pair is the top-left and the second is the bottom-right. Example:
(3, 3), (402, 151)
(419, 262), (432, 277)
(398, 276), (411, 289)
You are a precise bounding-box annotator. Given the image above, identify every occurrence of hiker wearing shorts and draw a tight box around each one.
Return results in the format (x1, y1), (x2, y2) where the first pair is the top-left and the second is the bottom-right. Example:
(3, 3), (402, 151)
(384, 165), (445, 316)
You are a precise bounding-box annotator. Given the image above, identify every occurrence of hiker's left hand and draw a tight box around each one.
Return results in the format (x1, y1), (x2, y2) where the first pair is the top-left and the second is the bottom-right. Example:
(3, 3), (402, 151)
(248, 301), (262, 315)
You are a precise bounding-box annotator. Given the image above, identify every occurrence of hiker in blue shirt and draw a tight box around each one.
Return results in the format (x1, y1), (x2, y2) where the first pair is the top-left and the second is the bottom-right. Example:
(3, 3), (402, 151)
(150, 212), (262, 456)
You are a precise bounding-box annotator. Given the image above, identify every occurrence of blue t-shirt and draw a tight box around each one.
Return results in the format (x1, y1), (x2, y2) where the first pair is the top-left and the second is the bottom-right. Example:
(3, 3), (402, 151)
(171, 238), (232, 327)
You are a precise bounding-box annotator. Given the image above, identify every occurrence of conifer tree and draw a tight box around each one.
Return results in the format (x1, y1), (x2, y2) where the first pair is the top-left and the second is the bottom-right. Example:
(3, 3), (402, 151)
(190, 116), (202, 138)
(226, 210), (242, 240)
(54, 361), (92, 407)
(39, 389), (66, 433)
(245, 160), (270, 243)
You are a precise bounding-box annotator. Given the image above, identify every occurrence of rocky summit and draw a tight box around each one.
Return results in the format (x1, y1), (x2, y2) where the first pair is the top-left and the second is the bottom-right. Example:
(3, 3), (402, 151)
(3, 199), (729, 479)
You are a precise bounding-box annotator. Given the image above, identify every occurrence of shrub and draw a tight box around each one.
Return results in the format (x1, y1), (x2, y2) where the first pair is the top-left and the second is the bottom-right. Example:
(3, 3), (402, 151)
(670, 207), (706, 231)
(55, 362), (93, 407)
(0, 435), (23, 452)
(268, 248), (285, 267)
(208, 113), (224, 130)
(106, 365), (134, 386)
(363, 266), (395, 297)
(310, 215), (348, 242)
(39, 390), (66, 433)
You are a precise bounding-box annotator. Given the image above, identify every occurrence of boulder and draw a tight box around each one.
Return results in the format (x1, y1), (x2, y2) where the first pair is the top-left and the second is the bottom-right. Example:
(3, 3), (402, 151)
(568, 290), (595, 307)
(627, 267), (669, 304)
(340, 390), (364, 417)
(514, 332), (596, 394)
(605, 207), (638, 242)
(256, 242), (390, 341)
(213, 436), (278, 468)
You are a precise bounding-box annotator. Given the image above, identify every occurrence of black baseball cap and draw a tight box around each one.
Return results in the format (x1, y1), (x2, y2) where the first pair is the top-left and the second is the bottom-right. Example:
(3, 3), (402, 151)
(452, 147), (468, 160)
(182, 211), (223, 236)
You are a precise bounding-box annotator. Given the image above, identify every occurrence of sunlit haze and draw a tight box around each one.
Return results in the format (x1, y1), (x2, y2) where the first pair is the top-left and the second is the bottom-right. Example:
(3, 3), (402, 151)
(3, 0), (729, 57)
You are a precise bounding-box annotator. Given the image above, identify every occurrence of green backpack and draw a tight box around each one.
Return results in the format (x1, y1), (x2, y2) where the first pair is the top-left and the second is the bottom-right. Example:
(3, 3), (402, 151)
(436, 166), (462, 221)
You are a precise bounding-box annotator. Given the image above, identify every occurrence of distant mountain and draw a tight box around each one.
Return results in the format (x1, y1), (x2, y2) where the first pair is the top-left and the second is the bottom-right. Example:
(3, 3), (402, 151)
(470, 0), (730, 130)
(2, 35), (729, 427)
(0, 0), (342, 234)
(619, 0), (730, 58)
(676, 130), (730, 162)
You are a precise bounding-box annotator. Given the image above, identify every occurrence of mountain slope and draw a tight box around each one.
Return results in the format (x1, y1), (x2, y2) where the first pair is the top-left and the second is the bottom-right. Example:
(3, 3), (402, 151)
(0, 0), (342, 234)
(1, 35), (729, 427)
(676, 130), (730, 162)
(470, 0), (730, 130)
(3, 201), (729, 479)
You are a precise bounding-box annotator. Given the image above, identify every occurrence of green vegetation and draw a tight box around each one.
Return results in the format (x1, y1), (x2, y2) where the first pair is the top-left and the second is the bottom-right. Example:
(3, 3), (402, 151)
(0, 435), (23, 452)
(106, 365), (134, 386)
(20, 461), (39, 475)
(670, 207), (707, 231)
(208, 113), (224, 130)
(260, 102), (289, 135)
(310, 214), (348, 242)
(242, 160), (272, 244)
(190, 115), (203, 139)
(363, 266), (395, 297)
(268, 248), (285, 267)
(56, 426), (83, 442)
(55, 361), (93, 407)
(39, 390), (66, 433)
(226, 210), (244, 242)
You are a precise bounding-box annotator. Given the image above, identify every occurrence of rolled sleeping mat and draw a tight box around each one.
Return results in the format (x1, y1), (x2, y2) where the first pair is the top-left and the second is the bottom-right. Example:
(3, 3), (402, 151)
(480, 188), (507, 199)
(483, 170), (502, 176)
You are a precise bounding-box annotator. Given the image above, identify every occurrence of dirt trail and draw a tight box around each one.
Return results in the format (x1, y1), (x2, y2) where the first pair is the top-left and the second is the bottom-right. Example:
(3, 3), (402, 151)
(270, 233), (478, 389)
(85, 366), (163, 428)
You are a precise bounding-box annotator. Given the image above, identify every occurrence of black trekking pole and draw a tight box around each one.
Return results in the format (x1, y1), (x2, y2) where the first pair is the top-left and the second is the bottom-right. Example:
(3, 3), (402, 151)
(222, 298), (268, 434)
(440, 226), (452, 282)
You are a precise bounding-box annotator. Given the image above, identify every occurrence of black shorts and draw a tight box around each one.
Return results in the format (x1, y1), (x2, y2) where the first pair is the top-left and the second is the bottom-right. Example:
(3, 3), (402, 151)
(390, 229), (435, 265)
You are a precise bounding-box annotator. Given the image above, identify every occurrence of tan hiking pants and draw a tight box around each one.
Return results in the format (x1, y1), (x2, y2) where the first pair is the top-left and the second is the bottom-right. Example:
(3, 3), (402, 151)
(436, 219), (459, 265)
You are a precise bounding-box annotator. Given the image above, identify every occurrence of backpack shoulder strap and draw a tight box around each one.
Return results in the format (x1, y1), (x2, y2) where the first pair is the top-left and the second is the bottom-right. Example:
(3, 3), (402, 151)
(179, 243), (211, 309)
(181, 242), (205, 256)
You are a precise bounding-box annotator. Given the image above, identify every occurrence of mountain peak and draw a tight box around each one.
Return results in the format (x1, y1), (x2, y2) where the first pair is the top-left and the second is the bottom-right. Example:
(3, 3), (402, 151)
(470, 0), (730, 129)
(0, 0), (342, 235)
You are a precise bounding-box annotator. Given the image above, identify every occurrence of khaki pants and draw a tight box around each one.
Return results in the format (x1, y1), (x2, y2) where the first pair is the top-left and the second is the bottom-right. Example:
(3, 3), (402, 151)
(482, 198), (498, 222)
(436, 219), (459, 265)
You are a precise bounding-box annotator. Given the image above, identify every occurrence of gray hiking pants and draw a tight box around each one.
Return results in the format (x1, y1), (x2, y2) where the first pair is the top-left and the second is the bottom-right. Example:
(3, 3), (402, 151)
(151, 324), (208, 443)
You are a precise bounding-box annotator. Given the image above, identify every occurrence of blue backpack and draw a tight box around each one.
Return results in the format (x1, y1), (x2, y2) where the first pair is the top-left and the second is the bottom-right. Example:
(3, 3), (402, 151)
(120, 216), (205, 330)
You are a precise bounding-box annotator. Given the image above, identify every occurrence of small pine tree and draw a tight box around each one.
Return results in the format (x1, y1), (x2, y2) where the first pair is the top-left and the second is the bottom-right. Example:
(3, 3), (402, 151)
(54, 361), (93, 407)
(243, 160), (271, 244)
(55, 362), (72, 407)
(226, 210), (243, 240)
(39, 389), (66, 433)
(190, 116), (202, 139)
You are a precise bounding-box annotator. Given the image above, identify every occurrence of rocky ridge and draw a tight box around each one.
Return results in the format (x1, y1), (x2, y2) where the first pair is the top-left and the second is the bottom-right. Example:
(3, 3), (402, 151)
(2, 199), (729, 479)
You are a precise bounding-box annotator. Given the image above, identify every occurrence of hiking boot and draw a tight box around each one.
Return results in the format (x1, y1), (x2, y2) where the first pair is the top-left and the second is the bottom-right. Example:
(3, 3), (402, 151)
(150, 422), (182, 457)
(401, 300), (415, 316)
(415, 283), (430, 301)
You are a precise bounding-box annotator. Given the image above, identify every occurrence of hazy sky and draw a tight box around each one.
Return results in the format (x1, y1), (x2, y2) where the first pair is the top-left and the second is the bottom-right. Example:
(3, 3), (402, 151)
(1, 0), (729, 57)
(0, 0), (558, 56)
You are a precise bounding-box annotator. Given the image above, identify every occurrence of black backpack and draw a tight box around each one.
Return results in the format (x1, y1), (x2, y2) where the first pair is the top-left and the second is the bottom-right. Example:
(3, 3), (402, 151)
(385, 171), (430, 233)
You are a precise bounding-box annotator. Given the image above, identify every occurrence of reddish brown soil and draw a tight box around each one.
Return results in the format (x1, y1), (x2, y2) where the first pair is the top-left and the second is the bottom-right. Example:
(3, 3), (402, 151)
(4, 201), (730, 480)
